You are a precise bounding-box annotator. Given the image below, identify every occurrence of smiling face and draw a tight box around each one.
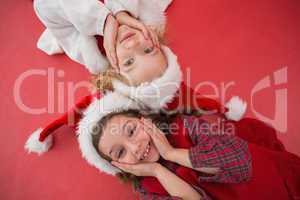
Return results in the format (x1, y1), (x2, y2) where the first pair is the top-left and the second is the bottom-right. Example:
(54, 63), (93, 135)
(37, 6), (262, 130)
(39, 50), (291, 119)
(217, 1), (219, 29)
(115, 25), (167, 86)
(98, 114), (160, 164)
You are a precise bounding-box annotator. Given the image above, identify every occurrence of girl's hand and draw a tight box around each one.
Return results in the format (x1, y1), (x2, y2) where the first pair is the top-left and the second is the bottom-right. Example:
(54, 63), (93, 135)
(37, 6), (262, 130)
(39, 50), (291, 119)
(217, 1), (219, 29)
(115, 11), (159, 47)
(141, 118), (175, 161)
(111, 161), (161, 177)
(103, 14), (119, 71)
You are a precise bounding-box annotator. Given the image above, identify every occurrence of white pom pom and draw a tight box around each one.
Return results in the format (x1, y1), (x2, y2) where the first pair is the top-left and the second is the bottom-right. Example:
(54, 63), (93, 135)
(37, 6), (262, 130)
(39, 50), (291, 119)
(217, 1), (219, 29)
(225, 96), (247, 121)
(24, 128), (53, 155)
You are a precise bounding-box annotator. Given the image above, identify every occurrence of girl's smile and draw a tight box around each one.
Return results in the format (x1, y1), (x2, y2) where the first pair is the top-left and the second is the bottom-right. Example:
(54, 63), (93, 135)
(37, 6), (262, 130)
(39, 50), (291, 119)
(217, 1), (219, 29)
(98, 114), (160, 164)
(119, 29), (136, 44)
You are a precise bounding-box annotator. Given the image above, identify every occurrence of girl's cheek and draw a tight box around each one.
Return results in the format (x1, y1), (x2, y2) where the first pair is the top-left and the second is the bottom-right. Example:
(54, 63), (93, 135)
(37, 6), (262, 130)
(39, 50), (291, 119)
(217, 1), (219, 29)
(121, 154), (138, 164)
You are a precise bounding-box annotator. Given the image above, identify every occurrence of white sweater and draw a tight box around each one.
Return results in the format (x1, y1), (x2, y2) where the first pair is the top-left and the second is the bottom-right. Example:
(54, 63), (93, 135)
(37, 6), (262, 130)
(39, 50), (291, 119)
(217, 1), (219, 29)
(34, 0), (172, 74)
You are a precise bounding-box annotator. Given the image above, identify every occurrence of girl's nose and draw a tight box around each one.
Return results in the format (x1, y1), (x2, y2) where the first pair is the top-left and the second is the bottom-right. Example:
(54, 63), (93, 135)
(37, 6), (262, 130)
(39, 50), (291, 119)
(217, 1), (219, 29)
(127, 141), (142, 159)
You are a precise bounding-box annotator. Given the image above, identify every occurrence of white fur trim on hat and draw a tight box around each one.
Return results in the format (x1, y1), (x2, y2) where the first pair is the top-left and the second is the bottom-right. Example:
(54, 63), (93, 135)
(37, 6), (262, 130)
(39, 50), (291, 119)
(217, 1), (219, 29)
(112, 46), (182, 111)
(77, 92), (142, 176)
(24, 128), (53, 155)
(225, 96), (247, 121)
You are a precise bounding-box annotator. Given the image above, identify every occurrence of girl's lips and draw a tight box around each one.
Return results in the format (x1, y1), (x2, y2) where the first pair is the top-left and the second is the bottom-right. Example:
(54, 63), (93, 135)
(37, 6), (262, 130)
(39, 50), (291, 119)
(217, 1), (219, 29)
(140, 142), (151, 160)
(120, 32), (136, 44)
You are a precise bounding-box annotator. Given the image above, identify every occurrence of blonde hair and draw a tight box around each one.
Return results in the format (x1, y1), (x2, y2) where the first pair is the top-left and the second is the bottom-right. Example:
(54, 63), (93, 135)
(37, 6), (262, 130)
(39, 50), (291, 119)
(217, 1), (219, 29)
(91, 67), (129, 93)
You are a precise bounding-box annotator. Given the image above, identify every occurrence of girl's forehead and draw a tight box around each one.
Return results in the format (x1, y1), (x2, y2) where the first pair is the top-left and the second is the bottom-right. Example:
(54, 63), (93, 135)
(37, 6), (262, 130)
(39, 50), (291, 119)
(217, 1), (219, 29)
(104, 115), (127, 135)
(101, 115), (137, 141)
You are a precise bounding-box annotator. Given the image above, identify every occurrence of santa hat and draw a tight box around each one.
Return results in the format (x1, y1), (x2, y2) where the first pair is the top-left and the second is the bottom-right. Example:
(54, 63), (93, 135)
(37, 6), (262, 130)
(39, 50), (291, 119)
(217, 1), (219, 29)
(24, 94), (98, 155)
(25, 93), (247, 176)
(24, 46), (247, 175)
(77, 92), (247, 176)
(112, 46), (247, 121)
(112, 46), (182, 111)
(76, 92), (143, 175)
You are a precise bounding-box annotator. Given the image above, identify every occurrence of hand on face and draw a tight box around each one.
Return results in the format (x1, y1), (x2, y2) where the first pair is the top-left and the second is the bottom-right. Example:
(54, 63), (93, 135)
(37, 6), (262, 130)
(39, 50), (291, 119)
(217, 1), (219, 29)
(109, 116), (172, 177)
(116, 12), (160, 48)
(111, 161), (161, 177)
(103, 12), (160, 73)
(141, 118), (175, 161)
(103, 14), (119, 71)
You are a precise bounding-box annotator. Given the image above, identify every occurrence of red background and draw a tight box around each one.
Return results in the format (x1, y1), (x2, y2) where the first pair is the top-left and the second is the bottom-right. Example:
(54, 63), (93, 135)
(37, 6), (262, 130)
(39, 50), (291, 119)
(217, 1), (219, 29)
(1, 0), (300, 199)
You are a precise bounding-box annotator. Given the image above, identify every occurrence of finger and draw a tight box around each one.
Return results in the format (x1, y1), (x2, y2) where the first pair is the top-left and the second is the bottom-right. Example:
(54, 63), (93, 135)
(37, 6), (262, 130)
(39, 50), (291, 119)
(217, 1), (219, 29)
(103, 45), (113, 64)
(110, 51), (119, 71)
(148, 29), (157, 47)
(106, 50), (118, 71)
(116, 162), (134, 170)
(112, 161), (132, 172)
(144, 118), (156, 131)
(142, 118), (163, 143)
(133, 22), (150, 41)
(150, 29), (160, 47)
(154, 33), (160, 47)
(107, 55), (117, 71)
(141, 117), (154, 134)
(145, 118), (167, 141)
(141, 26), (150, 40)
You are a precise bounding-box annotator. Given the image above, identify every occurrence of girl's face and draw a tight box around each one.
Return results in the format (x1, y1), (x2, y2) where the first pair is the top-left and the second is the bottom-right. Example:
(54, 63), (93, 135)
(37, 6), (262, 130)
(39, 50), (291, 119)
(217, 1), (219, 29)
(116, 25), (167, 86)
(98, 115), (160, 164)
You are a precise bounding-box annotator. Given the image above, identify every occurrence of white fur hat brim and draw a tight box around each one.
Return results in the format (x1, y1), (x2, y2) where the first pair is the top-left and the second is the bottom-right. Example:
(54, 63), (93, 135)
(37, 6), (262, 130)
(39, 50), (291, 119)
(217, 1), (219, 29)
(77, 92), (143, 176)
(112, 46), (182, 111)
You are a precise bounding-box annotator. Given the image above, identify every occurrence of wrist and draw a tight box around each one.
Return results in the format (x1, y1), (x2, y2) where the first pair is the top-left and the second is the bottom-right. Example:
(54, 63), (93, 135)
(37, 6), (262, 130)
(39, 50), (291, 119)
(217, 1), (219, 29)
(165, 148), (178, 162)
(153, 163), (164, 177)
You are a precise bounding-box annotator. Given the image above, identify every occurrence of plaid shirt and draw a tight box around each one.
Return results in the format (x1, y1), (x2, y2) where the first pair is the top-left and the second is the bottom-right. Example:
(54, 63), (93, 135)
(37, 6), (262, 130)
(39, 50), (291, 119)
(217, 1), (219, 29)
(137, 115), (252, 200)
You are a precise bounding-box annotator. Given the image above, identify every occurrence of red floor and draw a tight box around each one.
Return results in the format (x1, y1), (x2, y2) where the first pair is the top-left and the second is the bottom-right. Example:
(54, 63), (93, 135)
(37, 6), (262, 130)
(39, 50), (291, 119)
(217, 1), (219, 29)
(1, 0), (300, 199)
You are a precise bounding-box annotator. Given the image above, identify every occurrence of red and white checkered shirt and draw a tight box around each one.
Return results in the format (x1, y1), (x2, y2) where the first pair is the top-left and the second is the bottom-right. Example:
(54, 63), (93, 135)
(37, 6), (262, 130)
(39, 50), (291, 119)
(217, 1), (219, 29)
(136, 115), (252, 200)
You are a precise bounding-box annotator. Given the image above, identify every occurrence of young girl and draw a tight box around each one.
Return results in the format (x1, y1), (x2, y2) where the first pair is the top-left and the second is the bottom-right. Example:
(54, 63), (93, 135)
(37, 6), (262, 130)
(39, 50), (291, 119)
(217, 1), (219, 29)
(33, 0), (246, 119)
(75, 92), (300, 200)
(33, 0), (171, 74)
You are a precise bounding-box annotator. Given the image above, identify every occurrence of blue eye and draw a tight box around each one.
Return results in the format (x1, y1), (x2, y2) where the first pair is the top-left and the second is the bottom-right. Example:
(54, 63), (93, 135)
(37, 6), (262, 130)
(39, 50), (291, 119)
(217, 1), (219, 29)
(118, 149), (124, 158)
(128, 124), (136, 137)
(144, 47), (154, 54)
(124, 58), (134, 66)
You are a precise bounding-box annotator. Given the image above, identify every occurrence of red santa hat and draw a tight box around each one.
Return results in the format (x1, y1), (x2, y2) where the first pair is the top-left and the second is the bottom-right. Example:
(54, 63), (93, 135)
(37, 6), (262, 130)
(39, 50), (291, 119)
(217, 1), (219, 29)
(112, 46), (247, 120)
(24, 94), (98, 155)
(77, 92), (143, 175)
(24, 46), (247, 175)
